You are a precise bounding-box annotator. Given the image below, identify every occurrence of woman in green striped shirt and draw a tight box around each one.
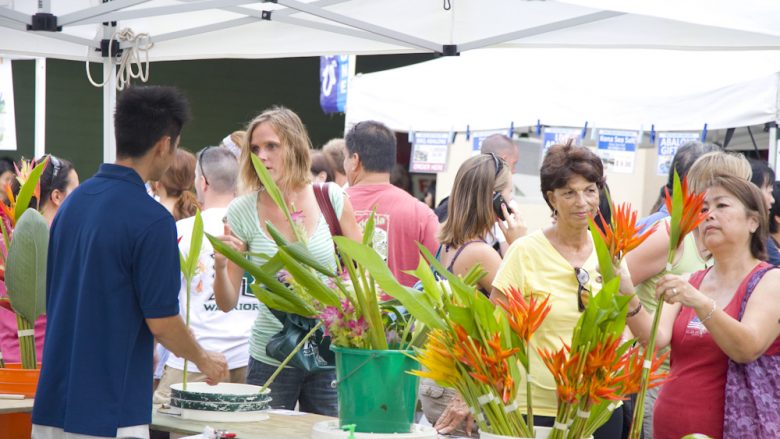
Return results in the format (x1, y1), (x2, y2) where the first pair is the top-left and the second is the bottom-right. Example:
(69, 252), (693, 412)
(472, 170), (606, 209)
(213, 107), (361, 415)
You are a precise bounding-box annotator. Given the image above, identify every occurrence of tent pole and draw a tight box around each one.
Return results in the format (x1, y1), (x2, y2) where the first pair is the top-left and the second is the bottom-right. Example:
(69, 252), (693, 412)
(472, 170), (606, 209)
(34, 58), (46, 158)
(103, 60), (116, 165)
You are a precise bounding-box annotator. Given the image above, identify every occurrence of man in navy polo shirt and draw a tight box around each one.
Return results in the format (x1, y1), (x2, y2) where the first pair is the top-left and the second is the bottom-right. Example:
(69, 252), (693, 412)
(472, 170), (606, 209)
(32, 86), (228, 438)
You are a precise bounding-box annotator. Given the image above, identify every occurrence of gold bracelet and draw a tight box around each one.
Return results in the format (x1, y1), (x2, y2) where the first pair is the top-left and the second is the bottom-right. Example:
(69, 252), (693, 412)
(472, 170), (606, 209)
(627, 302), (643, 318)
(700, 299), (717, 324)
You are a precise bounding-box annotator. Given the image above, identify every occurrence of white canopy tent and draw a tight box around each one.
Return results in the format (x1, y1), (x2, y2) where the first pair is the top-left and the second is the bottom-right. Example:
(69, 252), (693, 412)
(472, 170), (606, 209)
(2, 0), (780, 161)
(345, 48), (780, 133)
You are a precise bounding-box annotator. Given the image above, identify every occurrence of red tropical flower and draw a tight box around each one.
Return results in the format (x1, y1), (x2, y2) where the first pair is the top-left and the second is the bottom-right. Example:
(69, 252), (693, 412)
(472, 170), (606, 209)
(498, 286), (551, 343)
(664, 175), (708, 250)
(595, 202), (656, 263)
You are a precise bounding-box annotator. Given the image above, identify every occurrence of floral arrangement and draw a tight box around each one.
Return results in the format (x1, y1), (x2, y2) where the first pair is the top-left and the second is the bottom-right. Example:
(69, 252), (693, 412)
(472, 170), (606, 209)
(0, 158), (50, 370)
(207, 154), (450, 352)
(411, 199), (668, 438)
(628, 172), (707, 439)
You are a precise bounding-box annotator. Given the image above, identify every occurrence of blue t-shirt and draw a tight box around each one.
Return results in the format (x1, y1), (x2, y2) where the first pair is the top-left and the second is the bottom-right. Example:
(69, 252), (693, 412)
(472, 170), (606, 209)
(767, 237), (780, 266)
(32, 164), (181, 436)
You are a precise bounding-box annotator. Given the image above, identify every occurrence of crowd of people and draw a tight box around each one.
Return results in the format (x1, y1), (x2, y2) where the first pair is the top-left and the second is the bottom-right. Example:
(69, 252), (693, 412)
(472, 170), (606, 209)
(0, 85), (773, 439)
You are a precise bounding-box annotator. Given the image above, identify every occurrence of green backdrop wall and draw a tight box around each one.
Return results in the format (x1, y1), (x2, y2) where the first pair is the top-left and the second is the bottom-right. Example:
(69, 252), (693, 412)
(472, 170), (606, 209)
(10, 54), (434, 177)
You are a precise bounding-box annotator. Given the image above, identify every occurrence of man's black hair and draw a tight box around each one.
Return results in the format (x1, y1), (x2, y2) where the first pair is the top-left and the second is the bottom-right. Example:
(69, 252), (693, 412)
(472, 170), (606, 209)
(114, 86), (191, 159)
(345, 121), (396, 173)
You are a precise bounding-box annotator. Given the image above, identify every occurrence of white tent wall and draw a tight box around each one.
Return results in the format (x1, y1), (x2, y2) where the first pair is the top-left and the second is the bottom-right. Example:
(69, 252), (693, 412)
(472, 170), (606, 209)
(345, 48), (780, 133)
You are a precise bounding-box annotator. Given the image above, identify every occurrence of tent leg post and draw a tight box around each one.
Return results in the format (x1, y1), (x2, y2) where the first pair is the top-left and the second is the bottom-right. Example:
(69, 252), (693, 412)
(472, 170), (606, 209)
(34, 58), (46, 159)
(103, 60), (116, 164)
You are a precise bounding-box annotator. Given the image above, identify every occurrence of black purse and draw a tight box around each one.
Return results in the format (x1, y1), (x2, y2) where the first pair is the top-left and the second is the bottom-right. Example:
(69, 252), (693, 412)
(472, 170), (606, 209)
(266, 310), (335, 372)
(264, 183), (341, 373)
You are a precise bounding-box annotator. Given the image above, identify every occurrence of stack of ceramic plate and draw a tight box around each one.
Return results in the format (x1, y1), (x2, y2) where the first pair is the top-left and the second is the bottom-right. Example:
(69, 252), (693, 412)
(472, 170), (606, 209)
(169, 382), (272, 422)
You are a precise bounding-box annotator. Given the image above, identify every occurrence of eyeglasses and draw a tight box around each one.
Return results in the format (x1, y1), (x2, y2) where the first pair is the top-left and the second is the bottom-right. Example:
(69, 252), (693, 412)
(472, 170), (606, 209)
(486, 152), (503, 177)
(574, 267), (591, 312)
(197, 146), (214, 186)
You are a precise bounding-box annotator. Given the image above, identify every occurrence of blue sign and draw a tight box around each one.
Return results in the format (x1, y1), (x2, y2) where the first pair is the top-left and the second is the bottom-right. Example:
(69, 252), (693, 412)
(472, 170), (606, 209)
(542, 127), (581, 151)
(597, 130), (638, 173)
(471, 130), (504, 155)
(319, 55), (349, 113)
(656, 132), (699, 175)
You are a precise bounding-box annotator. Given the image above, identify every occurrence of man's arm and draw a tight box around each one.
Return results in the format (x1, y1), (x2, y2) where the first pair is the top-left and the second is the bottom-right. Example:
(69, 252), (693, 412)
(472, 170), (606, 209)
(147, 315), (228, 384)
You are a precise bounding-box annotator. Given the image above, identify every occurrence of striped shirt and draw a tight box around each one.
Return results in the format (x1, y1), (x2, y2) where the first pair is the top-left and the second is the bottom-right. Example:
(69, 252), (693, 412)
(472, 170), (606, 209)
(226, 183), (344, 366)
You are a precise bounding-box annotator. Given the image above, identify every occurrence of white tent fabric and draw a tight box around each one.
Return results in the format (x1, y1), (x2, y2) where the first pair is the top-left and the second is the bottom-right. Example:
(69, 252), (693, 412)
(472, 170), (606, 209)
(345, 48), (780, 133)
(2, 1), (780, 62)
(3, 1), (780, 161)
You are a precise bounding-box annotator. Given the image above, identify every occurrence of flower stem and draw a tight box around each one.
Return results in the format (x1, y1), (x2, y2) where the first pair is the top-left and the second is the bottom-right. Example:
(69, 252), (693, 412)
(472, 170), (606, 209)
(183, 280), (191, 390)
(259, 321), (323, 393)
(628, 252), (673, 439)
(16, 314), (36, 369)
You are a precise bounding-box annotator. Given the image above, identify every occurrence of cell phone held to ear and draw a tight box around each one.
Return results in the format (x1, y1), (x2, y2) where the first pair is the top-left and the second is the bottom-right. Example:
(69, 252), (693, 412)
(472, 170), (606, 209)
(492, 192), (513, 221)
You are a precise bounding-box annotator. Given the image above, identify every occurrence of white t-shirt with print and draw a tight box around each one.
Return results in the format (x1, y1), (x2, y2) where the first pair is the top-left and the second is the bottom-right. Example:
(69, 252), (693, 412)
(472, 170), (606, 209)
(166, 207), (260, 372)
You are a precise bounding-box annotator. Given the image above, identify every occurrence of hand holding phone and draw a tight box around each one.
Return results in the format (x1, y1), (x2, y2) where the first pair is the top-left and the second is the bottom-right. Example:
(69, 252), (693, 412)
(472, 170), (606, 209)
(492, 192), (513, 221)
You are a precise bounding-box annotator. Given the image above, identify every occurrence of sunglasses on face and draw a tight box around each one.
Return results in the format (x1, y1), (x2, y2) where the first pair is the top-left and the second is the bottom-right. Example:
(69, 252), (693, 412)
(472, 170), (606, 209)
(574, 267), (591, 312)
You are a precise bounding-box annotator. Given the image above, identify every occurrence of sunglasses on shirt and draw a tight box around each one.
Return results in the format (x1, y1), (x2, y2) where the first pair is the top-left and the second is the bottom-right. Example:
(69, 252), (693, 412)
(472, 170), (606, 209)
(574, 267), (591, 312)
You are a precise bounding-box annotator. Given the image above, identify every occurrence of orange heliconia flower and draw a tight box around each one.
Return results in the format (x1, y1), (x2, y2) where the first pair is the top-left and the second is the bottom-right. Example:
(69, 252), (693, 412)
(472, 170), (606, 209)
(539, 344), (581, 404)
(498, 286), (551, 344)
(663, 175), (708, 249)
(616, 345), (670, 395)
(595, 202), (656, 262)
(452, 324), (518, 404)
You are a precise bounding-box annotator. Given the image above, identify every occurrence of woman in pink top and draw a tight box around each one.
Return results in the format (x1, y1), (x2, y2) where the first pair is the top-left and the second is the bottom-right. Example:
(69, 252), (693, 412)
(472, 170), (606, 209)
(623, 175), (780, 439)
(0, 155), (79, 363)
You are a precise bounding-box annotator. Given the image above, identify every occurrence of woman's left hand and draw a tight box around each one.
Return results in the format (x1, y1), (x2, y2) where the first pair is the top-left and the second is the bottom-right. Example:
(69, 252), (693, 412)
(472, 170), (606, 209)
(498, 204), (526, 245)
(655, 274), (705, 308)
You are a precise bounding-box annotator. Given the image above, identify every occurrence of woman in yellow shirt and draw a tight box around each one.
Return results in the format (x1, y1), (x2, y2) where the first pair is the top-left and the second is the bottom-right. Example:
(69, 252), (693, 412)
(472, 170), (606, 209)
(492, 139), (626, 439)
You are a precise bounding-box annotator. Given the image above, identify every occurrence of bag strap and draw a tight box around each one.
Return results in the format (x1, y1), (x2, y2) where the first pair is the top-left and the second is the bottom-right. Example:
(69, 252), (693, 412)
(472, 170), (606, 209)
(313, 183), (342, 237)
(738, 264), (776, 320)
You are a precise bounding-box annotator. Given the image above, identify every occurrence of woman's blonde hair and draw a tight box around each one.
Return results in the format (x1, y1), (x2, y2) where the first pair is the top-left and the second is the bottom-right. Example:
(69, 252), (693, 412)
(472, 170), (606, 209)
(439, 154), (511, 248)
(687, 151), (752, 194)
(238, 106), (312, 193)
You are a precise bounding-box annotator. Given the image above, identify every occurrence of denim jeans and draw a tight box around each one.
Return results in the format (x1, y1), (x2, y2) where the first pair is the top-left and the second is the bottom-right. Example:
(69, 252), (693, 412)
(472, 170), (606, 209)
(246, 356), (338, 416)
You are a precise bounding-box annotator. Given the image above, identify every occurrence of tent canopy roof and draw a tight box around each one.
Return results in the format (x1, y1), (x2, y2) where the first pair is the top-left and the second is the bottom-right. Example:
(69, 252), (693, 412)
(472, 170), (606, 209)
(2, 1), (780, 62)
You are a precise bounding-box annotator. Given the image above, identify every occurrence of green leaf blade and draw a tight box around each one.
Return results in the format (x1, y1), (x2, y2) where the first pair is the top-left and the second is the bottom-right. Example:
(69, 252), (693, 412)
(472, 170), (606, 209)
(6, 209), (49, 322)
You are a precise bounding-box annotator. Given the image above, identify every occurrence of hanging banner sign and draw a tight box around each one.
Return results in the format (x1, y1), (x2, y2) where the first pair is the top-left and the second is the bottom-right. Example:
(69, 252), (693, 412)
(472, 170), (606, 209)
(597, 130), (637, 174)
(471, 130), (505, 155)
(319, 55), (349, 113)
(410, 132), (451, 173)
(0, 59), (16, 151)
(542, 127), (580, 152)
(656, 132), (699, 176)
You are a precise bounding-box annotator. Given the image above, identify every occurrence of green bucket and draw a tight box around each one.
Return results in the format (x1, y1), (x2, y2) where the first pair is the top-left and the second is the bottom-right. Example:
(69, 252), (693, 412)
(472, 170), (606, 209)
(332, 346), (420, 433)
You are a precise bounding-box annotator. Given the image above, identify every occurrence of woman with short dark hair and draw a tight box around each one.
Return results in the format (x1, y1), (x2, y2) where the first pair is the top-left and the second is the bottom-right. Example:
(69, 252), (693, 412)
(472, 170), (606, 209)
(624, 175), (780, 439)
(492, 139), (625, 438)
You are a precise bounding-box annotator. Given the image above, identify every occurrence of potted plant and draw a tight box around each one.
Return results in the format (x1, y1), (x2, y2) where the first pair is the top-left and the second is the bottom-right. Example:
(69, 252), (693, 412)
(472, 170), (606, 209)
(208, 155), (451, 434)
